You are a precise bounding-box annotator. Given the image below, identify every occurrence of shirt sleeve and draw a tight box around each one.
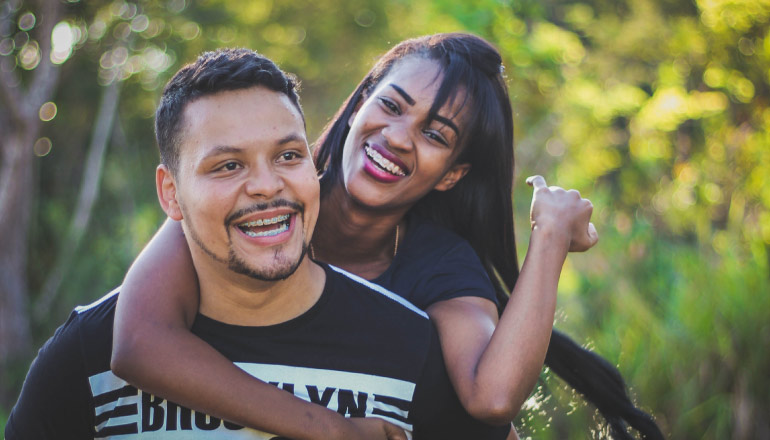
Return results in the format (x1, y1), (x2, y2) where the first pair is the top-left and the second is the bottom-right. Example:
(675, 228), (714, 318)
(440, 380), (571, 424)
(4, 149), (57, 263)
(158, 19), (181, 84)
(5, 311), (94, 439)
(409, 325), (510, 439)
(411, 239), (499, 310)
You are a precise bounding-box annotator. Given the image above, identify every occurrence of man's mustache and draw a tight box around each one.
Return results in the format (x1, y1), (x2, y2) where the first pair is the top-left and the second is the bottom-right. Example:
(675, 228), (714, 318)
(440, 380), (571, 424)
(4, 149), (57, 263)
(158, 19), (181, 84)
(225, 199), (305, 226)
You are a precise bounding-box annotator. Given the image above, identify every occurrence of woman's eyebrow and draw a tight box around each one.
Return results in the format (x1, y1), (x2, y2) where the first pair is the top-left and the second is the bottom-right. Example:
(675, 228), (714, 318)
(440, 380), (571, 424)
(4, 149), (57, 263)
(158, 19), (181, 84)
(433, 115), (459, 136)
(389, 83), (459, 136)
(389, 84), (415, 105)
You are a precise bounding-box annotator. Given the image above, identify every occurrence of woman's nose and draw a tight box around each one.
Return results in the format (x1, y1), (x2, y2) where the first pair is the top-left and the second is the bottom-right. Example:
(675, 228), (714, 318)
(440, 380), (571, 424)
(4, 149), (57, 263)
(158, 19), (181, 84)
(381, 122), (414, 152)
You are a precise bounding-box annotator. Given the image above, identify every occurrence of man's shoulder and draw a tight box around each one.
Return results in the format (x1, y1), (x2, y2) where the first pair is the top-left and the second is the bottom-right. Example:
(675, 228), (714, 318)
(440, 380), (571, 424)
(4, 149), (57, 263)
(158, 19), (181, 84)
(33, 286), (120, 357)
(31, 287), (119, 382)
(5, 288), (121, 439)
(74, 286), (121, 314)
(67, 288), (120, 357)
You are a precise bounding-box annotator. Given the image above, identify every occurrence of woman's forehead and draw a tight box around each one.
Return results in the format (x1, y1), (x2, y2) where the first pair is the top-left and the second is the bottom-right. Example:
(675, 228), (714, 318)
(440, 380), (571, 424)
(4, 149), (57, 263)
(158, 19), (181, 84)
(377, 57), (469, 124)
(377, 57), (443, 98)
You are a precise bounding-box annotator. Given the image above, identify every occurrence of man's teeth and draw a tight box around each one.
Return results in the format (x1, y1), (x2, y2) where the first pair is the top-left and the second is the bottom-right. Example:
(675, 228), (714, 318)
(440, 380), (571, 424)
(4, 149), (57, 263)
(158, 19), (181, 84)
(240, 214), (290, 228)
(243, 222), (289, 238)
(365, 145), (406, 176)
(239, 214), (291, 237)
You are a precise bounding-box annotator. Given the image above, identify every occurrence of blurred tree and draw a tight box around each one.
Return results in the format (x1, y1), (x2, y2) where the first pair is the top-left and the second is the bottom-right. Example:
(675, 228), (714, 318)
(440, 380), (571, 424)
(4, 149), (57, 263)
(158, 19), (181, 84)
(2, 0), (768, 438)
(0, 0), (63, 388)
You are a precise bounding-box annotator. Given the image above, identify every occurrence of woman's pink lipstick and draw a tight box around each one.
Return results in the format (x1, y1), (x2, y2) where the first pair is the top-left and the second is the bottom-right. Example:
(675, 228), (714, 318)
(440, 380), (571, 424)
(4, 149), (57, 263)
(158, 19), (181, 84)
(362, 142), (409, 183)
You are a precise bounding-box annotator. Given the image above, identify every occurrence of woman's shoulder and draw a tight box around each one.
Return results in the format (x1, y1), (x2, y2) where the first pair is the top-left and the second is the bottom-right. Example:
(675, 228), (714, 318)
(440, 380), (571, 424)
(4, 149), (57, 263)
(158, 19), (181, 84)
(380, 215), (496, 309)
(402, 215), (470, 256)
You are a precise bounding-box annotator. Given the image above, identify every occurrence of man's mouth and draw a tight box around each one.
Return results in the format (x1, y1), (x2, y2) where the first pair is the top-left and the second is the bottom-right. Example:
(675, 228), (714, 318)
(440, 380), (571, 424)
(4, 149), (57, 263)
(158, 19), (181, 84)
(364, 144), (407, 177)
(237, 213), (291, 238)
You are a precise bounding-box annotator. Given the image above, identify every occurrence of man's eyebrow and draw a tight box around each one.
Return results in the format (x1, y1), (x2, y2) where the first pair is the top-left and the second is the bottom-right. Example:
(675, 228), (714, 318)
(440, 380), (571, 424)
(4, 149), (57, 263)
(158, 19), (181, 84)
(202, 145), (243, 160)
(277, 133), (306, 145)
(389, 84), (415, 105)
(201, 134), (305, 160)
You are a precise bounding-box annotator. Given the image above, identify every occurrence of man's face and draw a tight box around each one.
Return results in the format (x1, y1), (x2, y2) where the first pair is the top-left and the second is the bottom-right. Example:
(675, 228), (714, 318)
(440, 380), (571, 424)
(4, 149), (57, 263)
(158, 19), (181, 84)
(159, 86), (319, 282)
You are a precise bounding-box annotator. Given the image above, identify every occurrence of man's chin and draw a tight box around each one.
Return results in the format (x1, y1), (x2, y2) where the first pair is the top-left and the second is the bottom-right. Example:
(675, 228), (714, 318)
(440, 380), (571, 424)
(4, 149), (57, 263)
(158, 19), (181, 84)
(227, 245), (308, 282)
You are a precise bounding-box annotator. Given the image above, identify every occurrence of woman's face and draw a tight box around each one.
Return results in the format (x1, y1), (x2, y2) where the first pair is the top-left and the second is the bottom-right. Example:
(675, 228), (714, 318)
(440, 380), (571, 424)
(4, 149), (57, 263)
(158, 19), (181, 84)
(340, 56), (470, 211)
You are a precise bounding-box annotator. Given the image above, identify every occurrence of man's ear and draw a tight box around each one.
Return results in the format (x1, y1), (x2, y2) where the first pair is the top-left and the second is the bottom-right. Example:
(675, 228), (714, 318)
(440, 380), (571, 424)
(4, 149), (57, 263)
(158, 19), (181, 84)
(434, 163), (471, 192)
(156, 164), (183, 221)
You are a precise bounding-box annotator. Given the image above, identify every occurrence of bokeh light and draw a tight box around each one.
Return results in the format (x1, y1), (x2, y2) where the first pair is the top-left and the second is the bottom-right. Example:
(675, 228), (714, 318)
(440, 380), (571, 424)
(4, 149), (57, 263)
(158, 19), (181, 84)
(0, 38), (14, 56)
(178, 22), (201, 41)
(354, 9), (376, 27)
(14, 32), (29, 50)
(167, 0), (186, 14)
(18, 41), (41, 70)
(51, 21), (77, 65)
(130, 15), (149, 33)
(33, 137), (52, 157)
(39, 102), (57, 121)
(18, 12), (35, 31)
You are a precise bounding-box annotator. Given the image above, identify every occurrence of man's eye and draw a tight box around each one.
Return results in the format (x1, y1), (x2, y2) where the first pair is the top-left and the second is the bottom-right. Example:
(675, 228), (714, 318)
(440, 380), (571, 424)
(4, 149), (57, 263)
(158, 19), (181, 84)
(220, 162), (239, 171)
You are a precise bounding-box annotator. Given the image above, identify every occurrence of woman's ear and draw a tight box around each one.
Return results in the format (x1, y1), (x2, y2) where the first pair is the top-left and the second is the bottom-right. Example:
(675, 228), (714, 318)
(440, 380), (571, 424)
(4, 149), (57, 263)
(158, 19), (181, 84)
(434, 163), (471, 192)
(156, 164), (183, 221)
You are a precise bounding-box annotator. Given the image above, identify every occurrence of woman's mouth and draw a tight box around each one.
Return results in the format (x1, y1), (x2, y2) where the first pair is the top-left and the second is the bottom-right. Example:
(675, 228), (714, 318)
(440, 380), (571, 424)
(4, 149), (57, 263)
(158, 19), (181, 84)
(364, 145), (407, 177)
(237, 214), (291, 237)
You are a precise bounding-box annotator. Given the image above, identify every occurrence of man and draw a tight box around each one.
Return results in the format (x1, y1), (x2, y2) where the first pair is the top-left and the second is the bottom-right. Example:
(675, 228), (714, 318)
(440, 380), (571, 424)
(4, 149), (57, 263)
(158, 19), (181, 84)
(5, 49), (510, 439)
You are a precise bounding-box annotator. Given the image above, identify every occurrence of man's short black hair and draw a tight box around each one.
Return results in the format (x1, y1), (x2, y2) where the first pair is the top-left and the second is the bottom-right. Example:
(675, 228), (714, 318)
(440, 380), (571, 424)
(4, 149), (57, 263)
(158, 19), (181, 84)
(155, 48), (303, 173)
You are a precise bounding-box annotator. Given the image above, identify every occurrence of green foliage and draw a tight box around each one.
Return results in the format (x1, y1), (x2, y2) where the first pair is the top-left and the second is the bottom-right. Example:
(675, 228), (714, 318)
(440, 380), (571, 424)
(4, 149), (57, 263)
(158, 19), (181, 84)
(3, 0), (768, 438)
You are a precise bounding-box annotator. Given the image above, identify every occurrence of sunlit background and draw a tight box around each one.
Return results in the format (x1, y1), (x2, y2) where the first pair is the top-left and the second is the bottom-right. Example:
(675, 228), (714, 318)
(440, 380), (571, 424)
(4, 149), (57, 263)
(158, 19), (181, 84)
(1, 0), (768, 438)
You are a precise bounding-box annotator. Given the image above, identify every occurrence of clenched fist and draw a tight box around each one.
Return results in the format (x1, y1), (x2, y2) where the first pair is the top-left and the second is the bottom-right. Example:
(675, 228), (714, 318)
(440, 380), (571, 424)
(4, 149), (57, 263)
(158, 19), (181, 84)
(526, 175), (599, 253)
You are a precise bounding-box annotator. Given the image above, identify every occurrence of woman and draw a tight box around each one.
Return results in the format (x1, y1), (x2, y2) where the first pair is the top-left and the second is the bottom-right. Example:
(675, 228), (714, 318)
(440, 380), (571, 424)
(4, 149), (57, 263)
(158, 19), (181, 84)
(113, 33), (663, 439)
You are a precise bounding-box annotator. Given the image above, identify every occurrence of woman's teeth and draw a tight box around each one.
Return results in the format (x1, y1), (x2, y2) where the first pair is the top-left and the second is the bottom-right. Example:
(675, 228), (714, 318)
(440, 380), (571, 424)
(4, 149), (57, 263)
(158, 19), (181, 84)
(365, 145), (406, 176)
(239, 214), (291, 237)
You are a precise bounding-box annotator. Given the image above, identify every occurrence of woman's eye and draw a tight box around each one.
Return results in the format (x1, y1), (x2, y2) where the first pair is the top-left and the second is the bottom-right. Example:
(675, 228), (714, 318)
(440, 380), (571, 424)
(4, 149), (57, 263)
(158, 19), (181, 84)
(425, 130), (448, 146)
(379, 98), (400, 114)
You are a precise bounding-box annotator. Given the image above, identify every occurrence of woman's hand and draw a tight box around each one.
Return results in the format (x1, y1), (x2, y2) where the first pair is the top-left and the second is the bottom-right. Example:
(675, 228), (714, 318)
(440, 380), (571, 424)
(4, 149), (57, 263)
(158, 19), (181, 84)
(526, 175), (598, 253)
(345, 417), (407, 440)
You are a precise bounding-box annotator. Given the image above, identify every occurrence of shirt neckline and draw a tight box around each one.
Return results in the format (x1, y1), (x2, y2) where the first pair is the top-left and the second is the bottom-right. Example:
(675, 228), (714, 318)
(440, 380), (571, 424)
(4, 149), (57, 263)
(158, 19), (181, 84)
(193, 263), (335, 337)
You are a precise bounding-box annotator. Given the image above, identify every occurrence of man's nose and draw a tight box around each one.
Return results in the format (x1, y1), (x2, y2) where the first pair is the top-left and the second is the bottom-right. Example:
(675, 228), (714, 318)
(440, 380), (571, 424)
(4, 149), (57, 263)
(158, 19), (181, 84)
(244, 163), (284, 199)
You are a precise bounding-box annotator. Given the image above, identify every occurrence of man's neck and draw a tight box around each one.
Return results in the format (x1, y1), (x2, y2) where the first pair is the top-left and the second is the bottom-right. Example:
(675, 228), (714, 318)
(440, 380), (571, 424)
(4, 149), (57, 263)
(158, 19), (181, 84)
(195, 257), (326, 327)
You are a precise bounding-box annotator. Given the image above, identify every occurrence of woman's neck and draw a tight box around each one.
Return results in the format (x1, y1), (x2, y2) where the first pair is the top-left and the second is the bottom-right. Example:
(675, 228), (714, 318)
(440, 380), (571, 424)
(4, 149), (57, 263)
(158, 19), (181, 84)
(312, 183), (408, 280)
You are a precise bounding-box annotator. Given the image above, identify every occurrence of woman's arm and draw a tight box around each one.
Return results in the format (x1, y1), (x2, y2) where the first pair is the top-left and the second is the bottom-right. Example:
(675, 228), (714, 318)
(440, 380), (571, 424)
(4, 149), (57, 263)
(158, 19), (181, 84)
(111, 219), (404, 440)
(426, 176), (597, 425)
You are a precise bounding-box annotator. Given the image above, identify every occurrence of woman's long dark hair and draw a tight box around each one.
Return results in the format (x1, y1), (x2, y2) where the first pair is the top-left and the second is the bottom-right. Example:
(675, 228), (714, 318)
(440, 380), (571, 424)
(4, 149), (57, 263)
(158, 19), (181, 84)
(315, 33), (663, 439)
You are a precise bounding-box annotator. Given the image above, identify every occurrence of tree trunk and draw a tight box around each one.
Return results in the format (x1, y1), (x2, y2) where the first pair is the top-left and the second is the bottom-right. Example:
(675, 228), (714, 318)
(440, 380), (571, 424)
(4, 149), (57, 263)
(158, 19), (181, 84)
(0, 0), (63, 393)
(0, 131), (35, 365)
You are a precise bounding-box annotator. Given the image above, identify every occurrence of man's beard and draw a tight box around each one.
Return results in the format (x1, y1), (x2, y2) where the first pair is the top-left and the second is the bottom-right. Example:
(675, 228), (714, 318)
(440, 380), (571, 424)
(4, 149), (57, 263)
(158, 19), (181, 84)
(182, 199), (309, 282)
(226, 240), (308, 281)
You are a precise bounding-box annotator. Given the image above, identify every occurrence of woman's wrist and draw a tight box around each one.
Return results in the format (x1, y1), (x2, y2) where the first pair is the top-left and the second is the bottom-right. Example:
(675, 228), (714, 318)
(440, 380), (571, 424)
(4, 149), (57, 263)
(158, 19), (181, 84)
(530, 222), (571, 255)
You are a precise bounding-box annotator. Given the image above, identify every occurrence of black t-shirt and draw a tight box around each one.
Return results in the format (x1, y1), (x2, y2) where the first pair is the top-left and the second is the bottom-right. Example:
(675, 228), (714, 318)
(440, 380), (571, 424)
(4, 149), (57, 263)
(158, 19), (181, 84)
(6, 264), (509, 439)
(372, 215), (498, 310)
